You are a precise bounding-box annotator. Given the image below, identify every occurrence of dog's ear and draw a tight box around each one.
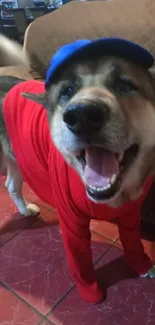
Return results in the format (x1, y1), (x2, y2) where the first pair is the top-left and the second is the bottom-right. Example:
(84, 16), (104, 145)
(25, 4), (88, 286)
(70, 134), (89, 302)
(22, 92), (47, 106)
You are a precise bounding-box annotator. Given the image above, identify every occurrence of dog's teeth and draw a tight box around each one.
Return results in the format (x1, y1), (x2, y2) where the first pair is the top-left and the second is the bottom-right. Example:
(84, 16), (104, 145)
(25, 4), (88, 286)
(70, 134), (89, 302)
(88, 183), (112, 192)
(104, 183), (111, 190)
(110, 174), (117, 184)
(89, 185), (97, 191)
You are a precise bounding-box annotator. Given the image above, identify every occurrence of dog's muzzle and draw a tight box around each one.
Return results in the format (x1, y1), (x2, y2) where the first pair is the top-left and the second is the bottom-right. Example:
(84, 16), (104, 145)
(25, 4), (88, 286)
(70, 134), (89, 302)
(63, 102), (109, 137)
(62, 99), (139, 202)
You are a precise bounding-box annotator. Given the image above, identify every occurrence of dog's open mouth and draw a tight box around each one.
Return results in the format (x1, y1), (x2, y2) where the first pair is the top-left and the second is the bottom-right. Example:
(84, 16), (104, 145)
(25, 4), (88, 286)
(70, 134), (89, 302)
(76, 144), (139, 201)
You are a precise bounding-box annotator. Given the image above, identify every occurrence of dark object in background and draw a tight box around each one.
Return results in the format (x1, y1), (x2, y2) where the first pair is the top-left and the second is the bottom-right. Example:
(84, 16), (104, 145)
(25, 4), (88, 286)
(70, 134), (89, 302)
(0, 26), (19, 42)
(29, 7), (45, 19)
(0, 76), (25, 93)
(33, 0), (45, 7)
(11, 8), (28, 44)
(62, 0), (72, 4)
(140, 180), (155, 244)
(141, 181), (155, 226)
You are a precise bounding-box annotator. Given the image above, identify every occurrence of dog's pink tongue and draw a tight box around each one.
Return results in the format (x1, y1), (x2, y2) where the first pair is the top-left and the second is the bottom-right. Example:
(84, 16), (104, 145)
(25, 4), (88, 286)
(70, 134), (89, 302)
(84, 147), (119, 188)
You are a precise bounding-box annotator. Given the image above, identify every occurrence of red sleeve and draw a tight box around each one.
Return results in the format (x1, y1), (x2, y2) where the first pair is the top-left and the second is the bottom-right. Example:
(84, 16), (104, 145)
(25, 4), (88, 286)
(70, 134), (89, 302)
(58, 204), (103, 303)
(117, 210), (152, 274)
(117, 178), (153, 274)
(51, 158), (103, 303)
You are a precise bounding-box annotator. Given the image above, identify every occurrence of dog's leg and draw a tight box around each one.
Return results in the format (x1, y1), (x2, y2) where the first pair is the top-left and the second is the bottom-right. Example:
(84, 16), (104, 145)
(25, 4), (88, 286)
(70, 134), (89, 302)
(5, 160), (40, 216)
(140, 265), (155, 278)
(117, 209), (155, 277)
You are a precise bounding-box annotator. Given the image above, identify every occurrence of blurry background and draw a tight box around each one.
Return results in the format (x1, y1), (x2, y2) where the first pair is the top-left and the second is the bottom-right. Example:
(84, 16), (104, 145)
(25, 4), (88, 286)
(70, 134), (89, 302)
(0, 0), (71, 43)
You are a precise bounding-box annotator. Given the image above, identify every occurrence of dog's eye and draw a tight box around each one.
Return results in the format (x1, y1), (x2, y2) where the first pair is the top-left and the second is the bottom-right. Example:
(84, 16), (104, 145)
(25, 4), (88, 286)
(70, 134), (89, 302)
(114, 78), (138, 96)
(59, 85), (75, 103)
(63, 86), (74, 99)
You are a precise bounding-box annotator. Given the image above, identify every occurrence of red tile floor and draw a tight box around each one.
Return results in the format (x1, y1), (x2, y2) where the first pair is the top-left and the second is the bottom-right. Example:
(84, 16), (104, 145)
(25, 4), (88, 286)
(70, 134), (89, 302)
(1, 177), (155, 325)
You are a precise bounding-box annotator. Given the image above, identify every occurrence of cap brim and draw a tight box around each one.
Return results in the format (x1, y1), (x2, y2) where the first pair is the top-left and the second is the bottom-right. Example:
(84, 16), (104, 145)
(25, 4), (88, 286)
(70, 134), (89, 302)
(46, 38), (154, 87)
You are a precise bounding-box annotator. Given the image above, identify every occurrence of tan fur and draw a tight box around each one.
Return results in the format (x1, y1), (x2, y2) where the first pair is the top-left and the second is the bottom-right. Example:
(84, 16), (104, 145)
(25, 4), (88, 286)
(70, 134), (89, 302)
(24, 58), (155, 206)
(1, 35), (155, 208)
(1, 35), (155, 284)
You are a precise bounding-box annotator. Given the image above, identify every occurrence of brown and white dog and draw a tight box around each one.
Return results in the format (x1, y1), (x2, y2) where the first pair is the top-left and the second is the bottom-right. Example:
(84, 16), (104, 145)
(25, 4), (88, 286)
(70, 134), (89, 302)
(1, 35), (155, 302)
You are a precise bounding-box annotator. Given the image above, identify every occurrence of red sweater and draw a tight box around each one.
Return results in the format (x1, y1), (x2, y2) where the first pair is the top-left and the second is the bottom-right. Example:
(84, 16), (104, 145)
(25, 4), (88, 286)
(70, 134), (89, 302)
(3, 80), (153, 303)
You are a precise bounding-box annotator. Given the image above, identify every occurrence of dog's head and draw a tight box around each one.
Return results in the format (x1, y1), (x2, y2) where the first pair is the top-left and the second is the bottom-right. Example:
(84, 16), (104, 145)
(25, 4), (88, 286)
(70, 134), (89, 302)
(23, 39), (155, 206)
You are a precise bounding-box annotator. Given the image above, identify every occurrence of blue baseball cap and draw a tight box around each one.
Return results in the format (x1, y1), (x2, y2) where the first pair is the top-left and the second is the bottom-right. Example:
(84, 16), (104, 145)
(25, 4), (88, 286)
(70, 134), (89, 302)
(45, 38), (154, 88)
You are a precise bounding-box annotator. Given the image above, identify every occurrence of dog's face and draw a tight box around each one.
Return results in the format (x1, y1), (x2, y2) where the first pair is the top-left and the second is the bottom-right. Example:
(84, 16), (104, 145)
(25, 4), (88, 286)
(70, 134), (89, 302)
(23, 56), (155, 206)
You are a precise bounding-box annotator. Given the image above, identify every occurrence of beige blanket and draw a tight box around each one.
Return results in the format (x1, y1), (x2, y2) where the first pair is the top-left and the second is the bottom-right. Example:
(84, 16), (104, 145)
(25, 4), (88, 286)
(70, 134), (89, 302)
(24, 0), (155, 78)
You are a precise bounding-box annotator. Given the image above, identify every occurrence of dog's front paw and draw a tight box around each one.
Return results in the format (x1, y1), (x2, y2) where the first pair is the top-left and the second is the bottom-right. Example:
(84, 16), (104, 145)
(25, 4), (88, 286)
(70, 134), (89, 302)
(140, 265), (155, 279)
(23, 203), (40, 217)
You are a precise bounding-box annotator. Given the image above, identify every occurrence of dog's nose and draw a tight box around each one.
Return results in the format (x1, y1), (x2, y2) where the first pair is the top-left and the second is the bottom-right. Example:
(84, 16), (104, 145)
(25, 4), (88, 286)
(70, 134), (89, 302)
(63, 103), (107, 136)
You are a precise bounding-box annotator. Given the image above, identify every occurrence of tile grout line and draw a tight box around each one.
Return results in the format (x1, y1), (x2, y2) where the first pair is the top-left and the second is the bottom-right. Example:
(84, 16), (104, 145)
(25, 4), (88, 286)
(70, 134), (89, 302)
(0, 208), (53, 248)
(0, 280), (55, 320)
(46, 236), (117, 316)
(37, 317), (55, 325)
(94, 239), (117, 267)
(91, 228), (119, 243)
(46, 285), (76, 317)
(0, 218), (37, 248)
(0, 223), (119, 320)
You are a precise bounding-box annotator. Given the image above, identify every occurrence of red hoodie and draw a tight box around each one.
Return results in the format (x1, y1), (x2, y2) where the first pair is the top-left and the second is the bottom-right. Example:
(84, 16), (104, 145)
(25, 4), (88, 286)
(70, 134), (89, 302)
(3, 80), (153, 303)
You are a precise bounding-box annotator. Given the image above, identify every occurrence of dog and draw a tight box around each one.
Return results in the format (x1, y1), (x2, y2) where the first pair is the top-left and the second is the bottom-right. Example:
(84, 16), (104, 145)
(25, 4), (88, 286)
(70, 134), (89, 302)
(0, 34), (29, 68)
(1, 36), (155, 303)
